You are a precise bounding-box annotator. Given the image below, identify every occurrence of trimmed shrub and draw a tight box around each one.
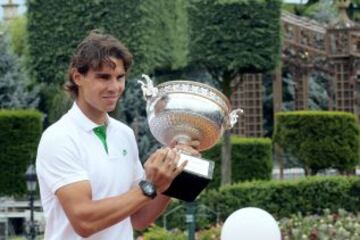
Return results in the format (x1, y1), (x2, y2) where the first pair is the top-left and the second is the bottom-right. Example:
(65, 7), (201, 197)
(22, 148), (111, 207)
(199, 176), (360, 222)
(188, 0), (282, 74)
(0, 110), (42, 196)
(203, 137), (273, 189)
(27, 0), (188, 86)
(273, 111), (360, 174)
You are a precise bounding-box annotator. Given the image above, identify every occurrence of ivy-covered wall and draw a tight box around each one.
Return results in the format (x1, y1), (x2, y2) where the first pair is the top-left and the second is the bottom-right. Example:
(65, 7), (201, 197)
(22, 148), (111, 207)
(0, 110), (42, 196)
(27, 0), (188, 85)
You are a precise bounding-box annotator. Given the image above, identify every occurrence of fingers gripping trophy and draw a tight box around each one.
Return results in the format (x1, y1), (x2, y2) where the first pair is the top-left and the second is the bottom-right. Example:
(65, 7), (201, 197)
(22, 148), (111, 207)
(138, 74), (242, 201)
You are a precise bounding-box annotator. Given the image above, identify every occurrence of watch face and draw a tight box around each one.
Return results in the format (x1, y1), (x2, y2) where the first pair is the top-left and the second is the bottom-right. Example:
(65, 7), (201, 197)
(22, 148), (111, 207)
(144, 183), (154, 193)
(140, 180), (156, 198)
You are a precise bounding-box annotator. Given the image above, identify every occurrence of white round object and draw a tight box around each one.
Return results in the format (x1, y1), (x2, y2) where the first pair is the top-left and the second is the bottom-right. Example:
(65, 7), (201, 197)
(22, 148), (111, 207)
(221, 207), (281, 240)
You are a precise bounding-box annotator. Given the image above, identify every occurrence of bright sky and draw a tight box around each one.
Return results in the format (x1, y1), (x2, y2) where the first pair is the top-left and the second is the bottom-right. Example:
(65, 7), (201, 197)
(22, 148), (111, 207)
(0, 0), (26, 20)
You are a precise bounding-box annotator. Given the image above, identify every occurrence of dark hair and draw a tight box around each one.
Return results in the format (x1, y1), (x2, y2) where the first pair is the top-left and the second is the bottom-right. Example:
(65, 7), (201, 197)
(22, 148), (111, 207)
(65, 31), (133, 98)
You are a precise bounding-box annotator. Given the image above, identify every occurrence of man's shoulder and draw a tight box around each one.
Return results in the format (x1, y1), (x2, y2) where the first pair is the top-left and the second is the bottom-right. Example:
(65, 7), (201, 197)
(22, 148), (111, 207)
(41, 114), (75, 142)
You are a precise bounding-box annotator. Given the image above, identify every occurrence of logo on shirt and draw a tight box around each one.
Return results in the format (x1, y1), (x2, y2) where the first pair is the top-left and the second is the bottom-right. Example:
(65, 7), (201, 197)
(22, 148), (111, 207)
(122, 149), (127, 156)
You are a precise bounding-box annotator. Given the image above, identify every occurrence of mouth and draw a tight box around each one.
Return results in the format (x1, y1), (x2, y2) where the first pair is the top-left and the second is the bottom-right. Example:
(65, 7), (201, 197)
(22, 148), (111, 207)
(102, 96), (119, 102)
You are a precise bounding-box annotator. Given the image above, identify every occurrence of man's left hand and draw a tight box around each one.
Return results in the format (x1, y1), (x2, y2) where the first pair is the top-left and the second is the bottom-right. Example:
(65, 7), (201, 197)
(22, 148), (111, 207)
(170, 140), (201, 157)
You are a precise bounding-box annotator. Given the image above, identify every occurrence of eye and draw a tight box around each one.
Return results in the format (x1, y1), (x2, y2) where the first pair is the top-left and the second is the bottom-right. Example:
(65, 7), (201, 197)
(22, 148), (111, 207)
(95, 73), (111, 80)
(117, 75), (126, 82)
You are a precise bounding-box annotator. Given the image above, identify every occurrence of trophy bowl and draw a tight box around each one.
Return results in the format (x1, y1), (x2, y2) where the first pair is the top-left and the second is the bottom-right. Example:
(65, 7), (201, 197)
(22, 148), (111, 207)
(140, 75), (241, 151)
(139, 74), (241, 201)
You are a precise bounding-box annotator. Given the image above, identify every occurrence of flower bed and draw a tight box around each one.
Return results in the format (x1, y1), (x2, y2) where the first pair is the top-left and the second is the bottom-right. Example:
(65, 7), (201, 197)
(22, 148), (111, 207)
(141, 209), (360, 240)
(281, 209), (360, 240)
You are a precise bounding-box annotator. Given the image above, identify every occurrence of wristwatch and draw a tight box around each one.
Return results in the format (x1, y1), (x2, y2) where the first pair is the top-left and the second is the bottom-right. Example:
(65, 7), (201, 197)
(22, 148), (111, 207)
(139, 180), (157, 199)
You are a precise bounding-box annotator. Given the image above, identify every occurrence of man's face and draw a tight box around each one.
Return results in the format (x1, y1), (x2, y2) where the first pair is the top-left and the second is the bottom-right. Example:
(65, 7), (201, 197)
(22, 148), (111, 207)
(74, 57), (126, 115)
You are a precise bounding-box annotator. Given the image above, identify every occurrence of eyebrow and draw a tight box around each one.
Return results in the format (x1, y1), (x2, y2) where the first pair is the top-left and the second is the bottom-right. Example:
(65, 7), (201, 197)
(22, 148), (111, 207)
(95, 72), (126, 79)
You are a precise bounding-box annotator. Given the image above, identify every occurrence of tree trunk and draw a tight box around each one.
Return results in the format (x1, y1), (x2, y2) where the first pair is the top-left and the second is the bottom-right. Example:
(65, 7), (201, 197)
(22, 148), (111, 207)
(221, 129), (232, 186)
(220, 72), (233, 186)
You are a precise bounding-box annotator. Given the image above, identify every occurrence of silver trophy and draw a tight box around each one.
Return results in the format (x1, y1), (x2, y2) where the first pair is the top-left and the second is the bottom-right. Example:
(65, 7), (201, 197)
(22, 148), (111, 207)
(139, 74), (242, 201)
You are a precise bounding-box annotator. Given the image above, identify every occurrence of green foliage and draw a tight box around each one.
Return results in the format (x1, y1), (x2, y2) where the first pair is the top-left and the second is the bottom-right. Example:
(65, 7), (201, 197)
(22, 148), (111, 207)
(199, 176), (360, 223)
(117, 79), (160, 161)
(0, 110), (42, 196)
(142, 224), (221, 240)
(349, 1), (360, 22)
(7, 16), (27, 56)
(282, 3), (297, 13)
(273, 111), (360, 174)
(27, 0), (188, 86)
(203, 137), (273, 189)
(303, 0), (338, 23)
(143, 225), (186, 240)
(196, 226), (221, 240)
(0, 35), (39, 108)
(47, 87), (72, 125)
(188, 0), (282, 84)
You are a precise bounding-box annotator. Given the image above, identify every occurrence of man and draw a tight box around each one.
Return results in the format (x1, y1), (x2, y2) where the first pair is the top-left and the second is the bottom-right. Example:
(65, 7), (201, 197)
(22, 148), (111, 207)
(36, 31), (198, 239)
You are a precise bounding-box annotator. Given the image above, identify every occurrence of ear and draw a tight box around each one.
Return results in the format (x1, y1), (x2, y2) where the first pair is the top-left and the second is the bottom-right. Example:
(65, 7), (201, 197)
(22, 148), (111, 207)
(72, 68), (83, 86)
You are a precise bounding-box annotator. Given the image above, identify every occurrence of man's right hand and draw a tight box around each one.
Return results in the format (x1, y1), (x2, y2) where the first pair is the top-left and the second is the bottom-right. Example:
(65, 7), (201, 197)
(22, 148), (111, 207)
(143, 148), (186, 193)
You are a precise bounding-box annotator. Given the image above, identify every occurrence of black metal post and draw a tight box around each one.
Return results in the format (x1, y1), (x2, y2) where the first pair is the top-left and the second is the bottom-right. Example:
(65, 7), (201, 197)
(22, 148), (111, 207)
(185, 201), (196, 240)
(29, 191), (35, 240)
(25, 164), (37, 240)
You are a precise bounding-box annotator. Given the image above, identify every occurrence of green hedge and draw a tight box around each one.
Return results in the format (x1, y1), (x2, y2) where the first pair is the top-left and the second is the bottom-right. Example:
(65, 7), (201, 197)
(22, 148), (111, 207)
(161, 176), (360, 230)
(188, 0), (282, 74)
(200, 176), (360, 222)
(27, 0), (188, 85)
(273, 111), (360, 174)
(0, 110), (42, 196)
(203, 137), (273, 189)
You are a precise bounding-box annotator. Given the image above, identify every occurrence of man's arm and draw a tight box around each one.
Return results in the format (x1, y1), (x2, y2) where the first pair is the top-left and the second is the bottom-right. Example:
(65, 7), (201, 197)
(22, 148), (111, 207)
(56, 148), (183, 238)
(56, 181), (151, 238)
(130, 194), (171, 230)
(130, 142), (201, 229)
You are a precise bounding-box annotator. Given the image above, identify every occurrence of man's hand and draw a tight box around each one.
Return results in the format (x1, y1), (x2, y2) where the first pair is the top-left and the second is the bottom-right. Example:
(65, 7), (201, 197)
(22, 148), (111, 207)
(170, 140), (201, 157)
(144, 148), (186, 193)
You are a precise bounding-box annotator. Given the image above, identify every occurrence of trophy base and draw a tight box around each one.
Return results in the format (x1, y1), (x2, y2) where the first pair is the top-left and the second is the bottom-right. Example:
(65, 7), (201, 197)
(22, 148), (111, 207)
(162, 171), (211, 201)
(162, 153), (215, 202)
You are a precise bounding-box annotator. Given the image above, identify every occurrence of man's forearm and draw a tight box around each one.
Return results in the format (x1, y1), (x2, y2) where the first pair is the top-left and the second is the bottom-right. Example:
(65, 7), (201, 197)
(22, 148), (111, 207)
(57, 183), (152, 237)
(131, 194), (172, 230)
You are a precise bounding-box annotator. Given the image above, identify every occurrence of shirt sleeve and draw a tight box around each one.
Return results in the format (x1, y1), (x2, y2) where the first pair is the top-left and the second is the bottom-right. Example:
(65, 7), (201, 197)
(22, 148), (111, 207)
(36, 130), (89, 194)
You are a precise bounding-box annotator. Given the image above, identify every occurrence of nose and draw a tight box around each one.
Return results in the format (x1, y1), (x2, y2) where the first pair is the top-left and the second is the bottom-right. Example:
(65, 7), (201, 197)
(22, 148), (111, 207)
(108, 78), (125, 93)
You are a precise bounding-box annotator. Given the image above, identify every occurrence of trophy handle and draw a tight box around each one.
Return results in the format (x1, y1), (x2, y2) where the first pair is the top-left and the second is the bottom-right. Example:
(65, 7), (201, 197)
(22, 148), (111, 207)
(137, 74), (158, 100)
(225, 108), (243, 129)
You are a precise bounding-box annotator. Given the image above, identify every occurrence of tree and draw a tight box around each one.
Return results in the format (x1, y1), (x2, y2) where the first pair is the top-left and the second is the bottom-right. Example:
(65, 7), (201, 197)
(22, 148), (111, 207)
(26, 0), (190, 153)
(116, 79), (160, 162)
(0, 35), (39, 109)
(188, 0), (282, 185)
(7, 16), (27, 57)
(274, 111), (360, 175)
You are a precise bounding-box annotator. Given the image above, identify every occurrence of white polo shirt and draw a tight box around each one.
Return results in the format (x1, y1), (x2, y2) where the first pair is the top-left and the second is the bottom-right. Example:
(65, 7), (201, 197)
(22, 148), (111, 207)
(36, 103), (144, 240)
